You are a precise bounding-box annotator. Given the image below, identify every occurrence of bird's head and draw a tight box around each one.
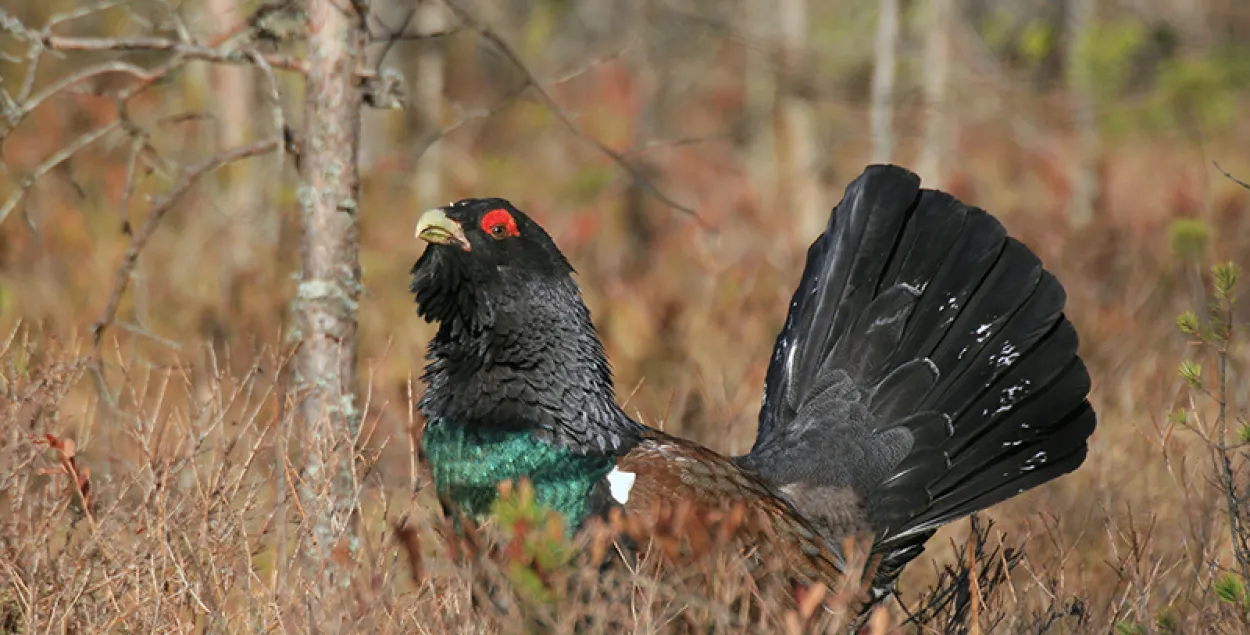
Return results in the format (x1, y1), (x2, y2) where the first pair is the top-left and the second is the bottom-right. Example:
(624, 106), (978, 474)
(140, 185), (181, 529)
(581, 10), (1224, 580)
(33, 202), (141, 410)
(410, 198), (640, 454)
(410, 198), (576, 330)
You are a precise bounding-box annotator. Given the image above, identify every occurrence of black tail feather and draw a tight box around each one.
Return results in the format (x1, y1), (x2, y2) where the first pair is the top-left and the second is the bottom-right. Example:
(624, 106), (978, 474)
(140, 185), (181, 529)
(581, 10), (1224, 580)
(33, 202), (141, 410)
(742, 164), (1096, 595)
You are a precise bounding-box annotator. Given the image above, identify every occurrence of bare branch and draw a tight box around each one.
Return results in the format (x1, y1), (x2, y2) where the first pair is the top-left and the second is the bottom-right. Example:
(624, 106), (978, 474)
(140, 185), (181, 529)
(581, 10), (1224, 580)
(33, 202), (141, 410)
(368, 29), (460, 44)
(14, 36), (43, 107)
(249, 50), (287, 176)
(44, 36), (309, 74)
(623, 135), (734, 158)
(45, 0), (134, 30)
(91, 139), (281, 348)
(152, 0), (194, 45)
(117, 131), (148, 224)
(370, 4), (416, 74)
(439, 0), (706, 225)
(7, 61), (151, 128)
(1214, 161), (1250, 191)
(412, 82), (528, 160)
(0, 120), (122, 226)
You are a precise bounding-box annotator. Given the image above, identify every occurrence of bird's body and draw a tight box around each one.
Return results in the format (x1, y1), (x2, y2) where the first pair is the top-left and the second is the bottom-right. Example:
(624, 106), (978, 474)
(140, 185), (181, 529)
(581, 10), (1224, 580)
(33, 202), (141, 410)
(411, 165), (1096, 598)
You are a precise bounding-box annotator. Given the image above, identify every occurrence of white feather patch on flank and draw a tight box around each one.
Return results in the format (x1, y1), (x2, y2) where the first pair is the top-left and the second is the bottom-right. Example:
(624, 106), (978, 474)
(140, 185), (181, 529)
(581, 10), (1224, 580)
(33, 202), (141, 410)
(607, 466), (637, 504)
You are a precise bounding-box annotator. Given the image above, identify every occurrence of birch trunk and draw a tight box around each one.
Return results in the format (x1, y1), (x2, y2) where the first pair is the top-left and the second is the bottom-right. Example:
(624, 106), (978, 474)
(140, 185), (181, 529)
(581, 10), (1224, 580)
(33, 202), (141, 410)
(870, 0), (899, 164)
(295, 0), (365, 590)
(1066, 0), (1099, 227)
(774, 0), (822, 240)
(744, 0), (776, 204)
(918, 0), (952, 188)
(413, 0), (445, 210)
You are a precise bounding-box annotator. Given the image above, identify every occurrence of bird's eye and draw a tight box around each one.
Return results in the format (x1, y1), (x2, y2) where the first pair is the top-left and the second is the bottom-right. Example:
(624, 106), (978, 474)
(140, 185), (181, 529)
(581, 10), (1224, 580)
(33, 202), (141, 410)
(481, 208), (519, 239)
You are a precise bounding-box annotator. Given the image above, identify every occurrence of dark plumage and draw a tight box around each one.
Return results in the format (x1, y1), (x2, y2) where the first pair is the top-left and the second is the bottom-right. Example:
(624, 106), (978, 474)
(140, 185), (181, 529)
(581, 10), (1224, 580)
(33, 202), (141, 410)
(411, 167), (1097, 601)
(412, 199), (644, 456)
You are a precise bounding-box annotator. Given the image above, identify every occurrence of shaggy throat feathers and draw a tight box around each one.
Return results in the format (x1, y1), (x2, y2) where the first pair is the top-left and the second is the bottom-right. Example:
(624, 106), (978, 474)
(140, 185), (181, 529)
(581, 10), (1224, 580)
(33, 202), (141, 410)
(410, 199), (643, 525)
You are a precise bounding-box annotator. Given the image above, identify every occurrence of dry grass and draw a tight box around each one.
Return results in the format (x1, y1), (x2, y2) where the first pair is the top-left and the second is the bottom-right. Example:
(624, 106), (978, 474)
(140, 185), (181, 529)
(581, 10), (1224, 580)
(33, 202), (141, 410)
(3, 135), (1250, 631)
(4, 1), (1250, 630)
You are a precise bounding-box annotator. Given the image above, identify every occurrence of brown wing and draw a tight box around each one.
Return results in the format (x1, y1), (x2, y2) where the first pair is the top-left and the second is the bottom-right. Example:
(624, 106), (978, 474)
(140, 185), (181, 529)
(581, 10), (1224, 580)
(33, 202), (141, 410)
(613, 430), (856, 589)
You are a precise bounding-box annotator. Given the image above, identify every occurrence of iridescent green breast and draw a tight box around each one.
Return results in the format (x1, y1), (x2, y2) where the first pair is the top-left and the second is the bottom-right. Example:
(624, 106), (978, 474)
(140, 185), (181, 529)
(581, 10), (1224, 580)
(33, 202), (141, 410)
(421, 418), (614, 531)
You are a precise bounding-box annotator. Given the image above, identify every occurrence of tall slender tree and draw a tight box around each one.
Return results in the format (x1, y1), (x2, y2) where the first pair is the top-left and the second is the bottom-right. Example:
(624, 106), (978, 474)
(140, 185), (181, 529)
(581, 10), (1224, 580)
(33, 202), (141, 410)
(871, 0), (900, 164)
(1066, 0), (1099, 227)
(775, 0), (821, 240)
(918, 0), (952, 188)
(295, 0), (366, 589)
(413, 0), (446, 211)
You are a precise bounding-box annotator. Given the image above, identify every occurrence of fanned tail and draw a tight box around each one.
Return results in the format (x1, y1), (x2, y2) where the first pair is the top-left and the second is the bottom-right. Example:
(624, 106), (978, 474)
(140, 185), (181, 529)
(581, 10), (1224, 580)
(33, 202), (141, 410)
(740, 165), (1096, 595)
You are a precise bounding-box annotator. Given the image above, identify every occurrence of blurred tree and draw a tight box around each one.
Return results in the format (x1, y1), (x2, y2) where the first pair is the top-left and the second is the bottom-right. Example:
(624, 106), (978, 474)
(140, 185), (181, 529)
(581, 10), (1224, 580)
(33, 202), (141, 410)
(774, 0), (822, 239)
(204, 0), (267, 305)
(743, 0), (777, 205)
(1065, 0), (1099, 227)
(870, 0), (900, 164)
(413, 0), (447, 211)
(918, 0), (953, 188)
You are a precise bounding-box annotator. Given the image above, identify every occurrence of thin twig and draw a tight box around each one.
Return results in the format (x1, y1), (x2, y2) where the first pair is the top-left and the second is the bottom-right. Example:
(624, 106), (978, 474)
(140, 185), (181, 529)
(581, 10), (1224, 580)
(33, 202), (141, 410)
(1213, 161), (1250, 191)
(45, 0), (134, 30)
(15, 30), (43, 106)
(0, 120), (122, 226)
(370, 4), (417, 74)
(117, 131), (149, 228)
(623, 135), (733, 157)
(368, 29), (460, 44)
(412, 81), (528, 160)
(8, 61), (149, 126)
(439, 0), (706, 225)
(249, 50), (287, 175)
(152, 0), (194, 46)
(44, 36), (308, 74)
(91, 139), (281, 348)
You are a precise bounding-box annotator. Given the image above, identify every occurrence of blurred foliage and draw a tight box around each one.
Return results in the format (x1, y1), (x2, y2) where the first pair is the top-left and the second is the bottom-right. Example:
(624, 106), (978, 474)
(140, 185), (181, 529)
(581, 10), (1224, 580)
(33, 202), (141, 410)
(1078, 19), (1147, 98)
(490, 479), (577, 606)
(1214, 572), (1249, 610)
(1145, 47), (1250, 136)
(1169, 218), (1209, 263)
(975, 6), (1250, 141)
(1017, 20), (1057, 67)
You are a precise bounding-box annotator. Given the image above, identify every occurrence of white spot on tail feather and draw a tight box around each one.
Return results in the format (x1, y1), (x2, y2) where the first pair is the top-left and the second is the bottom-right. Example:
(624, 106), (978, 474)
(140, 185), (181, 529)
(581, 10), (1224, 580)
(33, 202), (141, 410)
(898, 281), (927, 295)
(607, 466), (636, 504)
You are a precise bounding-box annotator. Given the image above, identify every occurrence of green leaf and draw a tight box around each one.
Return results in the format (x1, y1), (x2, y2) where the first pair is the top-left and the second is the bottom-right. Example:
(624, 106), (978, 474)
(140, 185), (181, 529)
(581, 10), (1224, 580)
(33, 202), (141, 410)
(1169, 218), (1209, 263)
(1155, 604), (1180, 633)
(1176, 310), (1201, 337)
(1018, 21), (1055, 66)
(1169, 408), (1188, 425)
(1214, 261), (1239, 302)
(1215, 572), (1246, 605)
(1178, 359), (1203, 388)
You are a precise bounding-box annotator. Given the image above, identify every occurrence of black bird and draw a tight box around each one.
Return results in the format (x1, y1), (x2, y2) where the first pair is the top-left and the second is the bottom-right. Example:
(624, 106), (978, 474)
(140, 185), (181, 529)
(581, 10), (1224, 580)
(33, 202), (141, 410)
(410, 164), (1096, 598)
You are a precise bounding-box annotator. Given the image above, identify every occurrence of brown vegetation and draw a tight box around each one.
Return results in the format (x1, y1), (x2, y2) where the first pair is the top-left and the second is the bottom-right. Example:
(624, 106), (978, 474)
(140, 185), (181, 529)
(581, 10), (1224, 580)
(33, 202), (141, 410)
(3, 0), (1250, 632)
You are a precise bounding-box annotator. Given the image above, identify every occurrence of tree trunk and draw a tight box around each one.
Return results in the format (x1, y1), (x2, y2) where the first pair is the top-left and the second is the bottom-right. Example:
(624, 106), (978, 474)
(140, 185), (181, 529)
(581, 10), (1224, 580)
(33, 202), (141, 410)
(774, 0), (822, 240)
(743, 0), (777, 207)
(296, 0), (365, 591)
(870, 0), (899, 164)
(918, 0), (952, 188)
(413, 0), (445, 210)
(206, 0), (270, 319)
(1065, 0), (1099, 227)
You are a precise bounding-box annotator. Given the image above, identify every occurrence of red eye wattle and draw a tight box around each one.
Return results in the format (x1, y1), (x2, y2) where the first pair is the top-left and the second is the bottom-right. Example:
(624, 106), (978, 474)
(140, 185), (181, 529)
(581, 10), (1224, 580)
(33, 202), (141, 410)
(481, 208), (520, 239)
